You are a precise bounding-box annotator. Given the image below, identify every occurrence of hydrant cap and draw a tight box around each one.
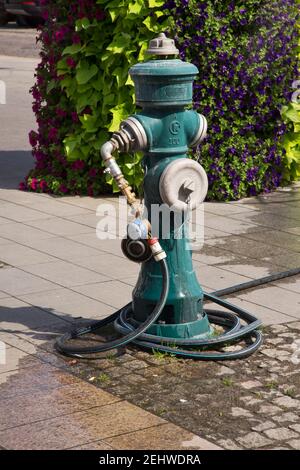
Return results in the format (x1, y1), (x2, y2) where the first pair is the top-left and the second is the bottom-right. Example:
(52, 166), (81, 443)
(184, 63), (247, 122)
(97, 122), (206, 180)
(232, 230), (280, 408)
(146, 33), (179, 56)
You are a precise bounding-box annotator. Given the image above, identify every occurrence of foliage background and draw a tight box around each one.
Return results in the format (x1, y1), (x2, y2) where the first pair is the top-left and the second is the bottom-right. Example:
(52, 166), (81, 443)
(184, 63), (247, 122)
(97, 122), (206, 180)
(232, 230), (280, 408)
(281, 0), (300, 182)
(21, 0), (299, 200)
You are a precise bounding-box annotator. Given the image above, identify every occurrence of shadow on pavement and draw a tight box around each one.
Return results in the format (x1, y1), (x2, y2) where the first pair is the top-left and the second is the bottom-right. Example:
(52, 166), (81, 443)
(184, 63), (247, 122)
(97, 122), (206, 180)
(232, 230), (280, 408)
(0, 150), (33, 189)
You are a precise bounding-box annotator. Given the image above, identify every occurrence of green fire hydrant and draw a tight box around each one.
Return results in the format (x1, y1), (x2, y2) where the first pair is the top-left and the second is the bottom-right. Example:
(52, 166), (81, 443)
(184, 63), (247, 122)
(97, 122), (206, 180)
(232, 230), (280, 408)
(56, 33), (262, 360)
(101, 33), (211, 340)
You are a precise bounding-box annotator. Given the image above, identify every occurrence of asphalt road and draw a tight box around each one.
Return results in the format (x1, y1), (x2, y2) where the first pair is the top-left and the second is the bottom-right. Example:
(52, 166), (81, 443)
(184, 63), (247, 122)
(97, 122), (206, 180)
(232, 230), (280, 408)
(0, 23), (40, 59)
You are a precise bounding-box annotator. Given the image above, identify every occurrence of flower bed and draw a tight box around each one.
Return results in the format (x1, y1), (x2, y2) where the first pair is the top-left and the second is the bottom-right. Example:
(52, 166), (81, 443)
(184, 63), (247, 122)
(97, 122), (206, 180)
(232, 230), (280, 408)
(21, 0), (299, 200)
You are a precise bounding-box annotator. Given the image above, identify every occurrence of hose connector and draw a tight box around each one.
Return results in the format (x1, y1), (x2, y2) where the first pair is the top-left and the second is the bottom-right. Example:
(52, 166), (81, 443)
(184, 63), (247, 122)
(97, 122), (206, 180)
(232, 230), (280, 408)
(147, 238), (167, 262)
(100, 117), (148, 207)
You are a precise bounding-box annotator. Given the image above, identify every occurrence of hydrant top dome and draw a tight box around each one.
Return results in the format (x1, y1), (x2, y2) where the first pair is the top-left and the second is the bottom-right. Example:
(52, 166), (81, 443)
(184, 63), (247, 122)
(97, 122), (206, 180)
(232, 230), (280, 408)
(129, 34), (199, 107)
(129, 59), (198, 78)
(129, 59), (198, 108)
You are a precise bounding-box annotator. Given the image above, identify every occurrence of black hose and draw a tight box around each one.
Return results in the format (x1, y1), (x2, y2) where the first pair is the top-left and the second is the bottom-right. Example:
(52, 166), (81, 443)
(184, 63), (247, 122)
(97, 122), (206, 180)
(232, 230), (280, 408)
(55, 258), (170, 358)
(114, 293), (262, 360)
(56, 257), (265, 360)
(212, 267), (300, 298)
(56, 260), (300, 360)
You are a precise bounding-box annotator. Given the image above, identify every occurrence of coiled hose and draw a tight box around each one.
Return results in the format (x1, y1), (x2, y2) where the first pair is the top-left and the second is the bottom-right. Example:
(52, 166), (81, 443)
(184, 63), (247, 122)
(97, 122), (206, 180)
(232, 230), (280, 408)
(56, 257), (263, 361)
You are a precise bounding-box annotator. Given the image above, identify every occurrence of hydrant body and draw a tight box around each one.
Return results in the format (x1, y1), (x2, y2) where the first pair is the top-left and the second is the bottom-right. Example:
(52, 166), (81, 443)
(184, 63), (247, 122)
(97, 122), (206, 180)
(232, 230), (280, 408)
(127, 52), (211, 339)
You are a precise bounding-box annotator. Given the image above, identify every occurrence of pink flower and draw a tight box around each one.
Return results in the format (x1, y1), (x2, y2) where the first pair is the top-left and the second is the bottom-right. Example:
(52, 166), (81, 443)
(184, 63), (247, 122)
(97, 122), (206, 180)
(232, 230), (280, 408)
(72, 159), (85, 171)
(88, 168), (97, 178)
(19, 182), (27, 191)
(30, 178), (38, 191)
(95, 10), (105, 21)
(66, 57), (77, 69)
(34, 150), (46, 162)
(72, 33), (81, 45)
(42, 10), (49, 21)
(88, 185), (94, 197)
(48, 127), (58, 141)
(82, 106), (92, 115)
(56, 108), (67, 118)
(40, 180), (48, 192)
(71, 112), (79, 123)
(59, 184), (69, 194)
(29, 130), (39, 147)
(54, 26), (70, 43)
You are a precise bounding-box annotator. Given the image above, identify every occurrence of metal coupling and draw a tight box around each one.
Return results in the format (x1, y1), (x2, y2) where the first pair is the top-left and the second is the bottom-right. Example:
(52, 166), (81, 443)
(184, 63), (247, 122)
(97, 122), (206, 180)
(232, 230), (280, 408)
(190, 114), (208, 148)
(100, 117), (148, 207)
(111, 117), (148, 153)
(147, 238), (167, 262)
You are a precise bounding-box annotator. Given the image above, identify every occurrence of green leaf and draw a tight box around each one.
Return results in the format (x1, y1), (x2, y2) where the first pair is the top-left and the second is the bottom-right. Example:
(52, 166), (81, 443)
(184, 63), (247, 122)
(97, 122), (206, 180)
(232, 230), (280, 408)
(76, 64), (99, 85)
(79, 113), (99, 133)
(64, 135), (82, 161)
(148, 0), (165, 7)
(128, 0), (143, 15)
(76, 18), (90, 31)
(46, 80), (57, 94)
(107, 33), (131, 54)
(108, 103), (128, 131)
(62, 44), (83, 56)
(284, 107), (300, 123)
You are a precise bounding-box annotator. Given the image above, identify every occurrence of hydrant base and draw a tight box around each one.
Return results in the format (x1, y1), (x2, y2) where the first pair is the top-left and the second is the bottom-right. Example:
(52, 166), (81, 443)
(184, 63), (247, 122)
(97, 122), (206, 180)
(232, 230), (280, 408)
(145, 312), (213, 340)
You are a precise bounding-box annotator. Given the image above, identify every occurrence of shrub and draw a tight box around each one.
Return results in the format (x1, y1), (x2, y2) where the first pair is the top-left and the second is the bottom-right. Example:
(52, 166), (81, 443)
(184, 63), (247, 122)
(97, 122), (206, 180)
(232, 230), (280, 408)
(22, 0), (299, 200)
(281, 0), (300, 182)
(171, 0), (299, 199)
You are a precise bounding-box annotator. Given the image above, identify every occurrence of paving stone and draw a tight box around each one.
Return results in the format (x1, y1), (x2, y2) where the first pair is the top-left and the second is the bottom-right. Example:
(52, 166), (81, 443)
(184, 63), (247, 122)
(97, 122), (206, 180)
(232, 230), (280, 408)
(216, 439), (242, 450)
(257, 404), (282, 415)
(0, 297), (65, 332)
(273, 412), (300, 424)
(105, 423), (221, 450)
(289, 424), (300, 433)
(29, 217), (93, 237)
(0, 346), (40, 374)
(18, 288), (115, 321)
(123, 359), (149, 371)
(241, 286), (300, 318)
(279, 332), (298, 339)
(240, 397), (263, 407)
(23, 260), (110, 288)
(237, 432), (272, 449)
(0, 267), (59, 296)
(74, 280), (133, 309)
(273, 396), (300, 409)
(289, 439), (300, 450)
(260, 348), (290, 361)
(216, 365), (235, 376)
(270, 325), (289, 333)
(231, 407), (253, 418)
(264, 427), (298, 440)
(251, 421), (276, 432)
(0, 400), (166, 449)
(266, 338), (284, 346)
(240, 380), (262, 390)
(287, 322), (300, 332)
